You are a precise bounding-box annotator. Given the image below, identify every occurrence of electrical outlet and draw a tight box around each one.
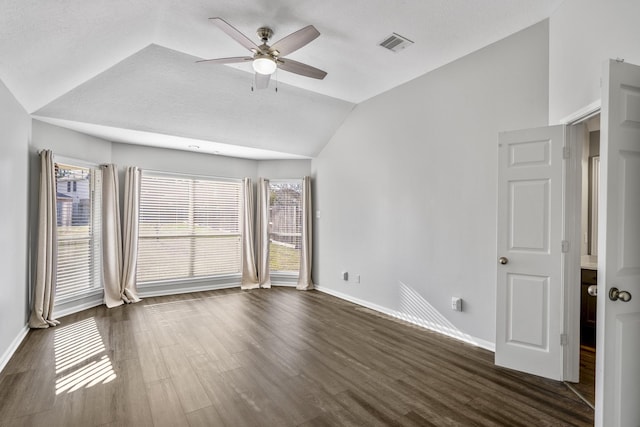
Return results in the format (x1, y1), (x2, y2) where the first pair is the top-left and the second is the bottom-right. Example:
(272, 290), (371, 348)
(341, 272), (361, 283)
(451, 297), (463, 312)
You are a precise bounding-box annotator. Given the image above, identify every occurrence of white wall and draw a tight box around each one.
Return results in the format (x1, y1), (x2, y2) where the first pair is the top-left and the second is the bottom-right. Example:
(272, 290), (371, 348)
(31, 120), (112, 163)
(312, 21), (550, 346)
(31, 122), (310, 182)
(549, 0), (640, 123)
(111, 142), (258, 179)
(0, 79), (31, 370)
(257, 160), (311, 180)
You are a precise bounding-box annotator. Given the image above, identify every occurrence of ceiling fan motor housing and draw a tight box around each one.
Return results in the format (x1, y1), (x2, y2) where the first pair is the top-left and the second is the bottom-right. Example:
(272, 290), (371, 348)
(257, 27), (273, 43)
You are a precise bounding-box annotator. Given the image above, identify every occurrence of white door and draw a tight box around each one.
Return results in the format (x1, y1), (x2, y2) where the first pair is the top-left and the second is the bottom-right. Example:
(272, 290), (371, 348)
(596, 59), (640, 427)
(495, 125), (565, 380)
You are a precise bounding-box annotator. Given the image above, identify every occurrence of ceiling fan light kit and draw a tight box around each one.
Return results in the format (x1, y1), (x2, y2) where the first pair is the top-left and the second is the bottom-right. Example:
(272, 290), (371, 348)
(252, 55), (277, 75)
(199, 17), (327, 89)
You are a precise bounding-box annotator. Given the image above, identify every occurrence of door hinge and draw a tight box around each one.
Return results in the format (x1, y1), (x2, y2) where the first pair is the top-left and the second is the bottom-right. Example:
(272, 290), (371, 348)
(563, 147), (570, 159)
(560, 334), (568, 346)
(561, 240), (570, 253)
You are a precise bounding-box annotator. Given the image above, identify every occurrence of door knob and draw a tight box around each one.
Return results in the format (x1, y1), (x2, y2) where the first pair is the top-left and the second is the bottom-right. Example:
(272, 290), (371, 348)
(498, 257), (509, 265)
(587, 285), (597, 297)
(609, 287), (632, 302)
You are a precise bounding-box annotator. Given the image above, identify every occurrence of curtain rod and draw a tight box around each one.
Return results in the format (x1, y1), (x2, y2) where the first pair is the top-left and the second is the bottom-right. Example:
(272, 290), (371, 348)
(140, 168), (243, 183)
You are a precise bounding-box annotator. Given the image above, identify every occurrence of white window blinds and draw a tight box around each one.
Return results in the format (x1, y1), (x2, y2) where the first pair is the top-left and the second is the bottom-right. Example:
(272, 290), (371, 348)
(137, 172), (242, 284)
(268, 181), (302, 273)
(55, 163), (102, 299)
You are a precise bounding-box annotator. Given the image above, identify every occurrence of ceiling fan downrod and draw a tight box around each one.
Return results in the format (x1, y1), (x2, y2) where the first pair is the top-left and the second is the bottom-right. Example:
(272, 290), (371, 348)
(257, 27), (273, 44)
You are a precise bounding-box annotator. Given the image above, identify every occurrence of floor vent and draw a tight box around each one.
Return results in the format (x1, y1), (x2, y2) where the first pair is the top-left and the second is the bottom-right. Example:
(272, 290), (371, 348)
(379, 33), (414, 52)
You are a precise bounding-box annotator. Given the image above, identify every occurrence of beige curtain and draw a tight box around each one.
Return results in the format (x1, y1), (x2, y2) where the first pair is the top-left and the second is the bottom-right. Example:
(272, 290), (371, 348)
(121, 167), (142, 304)
(29, 150), (60, 328)
(297, 176), (314, 290)
(256, 178), (271, 288)
(102, 164), (124, 307)
(103, 165), (141, 308)
(121, 166), (141, 304)
(241, 178), (259, 289)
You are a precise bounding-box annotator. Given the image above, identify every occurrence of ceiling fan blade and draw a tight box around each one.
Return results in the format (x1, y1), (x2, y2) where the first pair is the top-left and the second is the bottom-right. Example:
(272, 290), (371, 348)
(277, 58), (327, 80)
(196, 56), (253, 64)
(209, 17), (260, 52)
(270, 25), (320, 57)
(254, 72), (271, 90)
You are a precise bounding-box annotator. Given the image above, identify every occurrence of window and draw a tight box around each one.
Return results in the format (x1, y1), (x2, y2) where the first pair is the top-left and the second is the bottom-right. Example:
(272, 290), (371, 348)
(137, 172), (242, 284)
(55, 162), (102, 299)
(268, 180), (302, 273)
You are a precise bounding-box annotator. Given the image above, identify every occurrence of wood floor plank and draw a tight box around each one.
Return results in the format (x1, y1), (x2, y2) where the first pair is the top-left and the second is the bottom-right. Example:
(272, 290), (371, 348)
(159, 345), (211, 413)
(218, 367), (295, 427)
(0, 287), (593, 426)
(1, 328), (55, 375)
(132, 330), (170, 384)
(189, 324), (242, 373)
(283, 373), (348, 415)
(184, 405), (225, 427)
(110, 319), (139, 362)
(233, 355), (324, 425)
(0, 371), (38, 418)
(191, 364), (271, 426)
(110, 357), (154, 427)
(567, 346), (596, 407)
(63, 368), (117, 426)
(145, 379), (189, 427)
(334, 388), (402, 427)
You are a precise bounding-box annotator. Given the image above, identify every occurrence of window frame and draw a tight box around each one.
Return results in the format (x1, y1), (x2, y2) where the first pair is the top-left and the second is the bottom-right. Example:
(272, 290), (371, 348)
(136, 169), (243, 289)
(268, 178), (303, 280)
(53, 156), (103, 305)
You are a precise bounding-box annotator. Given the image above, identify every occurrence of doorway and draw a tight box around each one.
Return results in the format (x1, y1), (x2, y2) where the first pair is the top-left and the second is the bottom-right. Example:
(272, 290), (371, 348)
(565, 113), (600, 408)
(497, 60), (640, 426)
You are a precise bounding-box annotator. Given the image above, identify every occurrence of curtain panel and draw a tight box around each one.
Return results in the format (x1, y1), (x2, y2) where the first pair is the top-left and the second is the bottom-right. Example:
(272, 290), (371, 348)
(29, 150), (60, 328)
(296, 176), (314, 290)
(103, 165), (141, 308)
(241, 177), (259, 289)
(121, 167), (142, 304)
(256, 178), (271, 288)
(102, 164), (124, 307)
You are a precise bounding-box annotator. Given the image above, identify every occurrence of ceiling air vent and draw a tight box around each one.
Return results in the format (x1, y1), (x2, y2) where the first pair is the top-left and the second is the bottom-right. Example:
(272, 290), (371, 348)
(379, 33), (414, 52)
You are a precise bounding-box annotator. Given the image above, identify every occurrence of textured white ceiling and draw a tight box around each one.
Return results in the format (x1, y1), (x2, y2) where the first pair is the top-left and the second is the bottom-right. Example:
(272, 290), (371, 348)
(0, 0), (564, 159)
(34, 44), (354, 158)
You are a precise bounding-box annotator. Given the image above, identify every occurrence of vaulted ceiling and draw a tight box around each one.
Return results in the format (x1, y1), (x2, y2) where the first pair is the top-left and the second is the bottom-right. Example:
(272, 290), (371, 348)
(0, 0), (564, 159)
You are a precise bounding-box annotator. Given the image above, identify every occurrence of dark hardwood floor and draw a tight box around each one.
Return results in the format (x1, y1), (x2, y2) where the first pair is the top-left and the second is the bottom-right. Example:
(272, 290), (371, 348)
(565, 347), (596, 409)
(0, 288), (594, 426)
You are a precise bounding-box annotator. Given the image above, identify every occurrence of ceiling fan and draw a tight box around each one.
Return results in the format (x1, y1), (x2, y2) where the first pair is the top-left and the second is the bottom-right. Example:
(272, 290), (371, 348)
(198, 17), (327, 90)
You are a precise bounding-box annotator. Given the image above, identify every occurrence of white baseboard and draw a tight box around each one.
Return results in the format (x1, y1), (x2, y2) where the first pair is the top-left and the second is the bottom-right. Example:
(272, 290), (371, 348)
(271, 282), (297, 288)
(137, 280), (300, 298)
(137, 282), (240, 298)
(54, 292), (104, 319)
(315, 285), (495, 352)
(0, 325), (29, 374)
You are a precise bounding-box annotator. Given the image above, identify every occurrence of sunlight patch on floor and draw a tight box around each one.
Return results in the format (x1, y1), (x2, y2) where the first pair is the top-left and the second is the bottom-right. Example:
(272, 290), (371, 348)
(54, 317), (116, 395)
